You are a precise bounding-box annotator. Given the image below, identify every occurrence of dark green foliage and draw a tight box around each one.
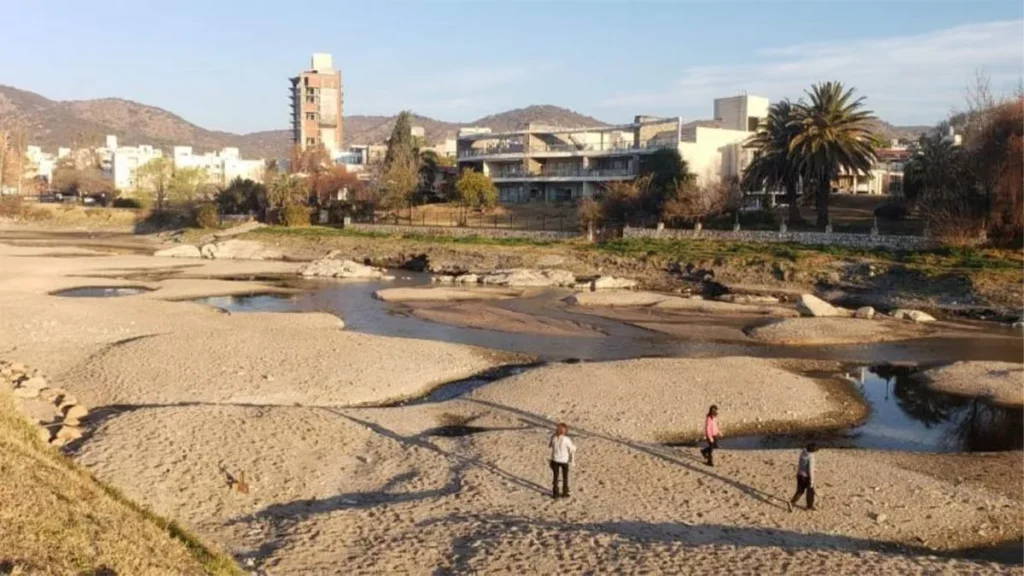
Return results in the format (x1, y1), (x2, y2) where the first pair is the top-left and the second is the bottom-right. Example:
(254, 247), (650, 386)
(280, 204), (311, 227)
(217, 177), (267, 216)
(192, 202), (220, 229)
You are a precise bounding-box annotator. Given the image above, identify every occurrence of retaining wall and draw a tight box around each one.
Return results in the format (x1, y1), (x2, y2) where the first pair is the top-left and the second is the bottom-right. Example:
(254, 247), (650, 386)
(622, 227), (934, 250)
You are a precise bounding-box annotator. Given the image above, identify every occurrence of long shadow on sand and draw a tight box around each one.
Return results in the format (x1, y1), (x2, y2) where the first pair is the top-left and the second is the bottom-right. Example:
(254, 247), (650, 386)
(420, 514), (1022, 572)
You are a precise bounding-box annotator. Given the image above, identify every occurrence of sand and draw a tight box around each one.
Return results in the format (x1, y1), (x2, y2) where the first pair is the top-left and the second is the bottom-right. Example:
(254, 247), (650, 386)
(919, 361), (1024, 406)
(409, 301), (604, 337)
(1, 237), (1021, 574)
(464, 357), (862, 443)
(747, 317), (934, 345)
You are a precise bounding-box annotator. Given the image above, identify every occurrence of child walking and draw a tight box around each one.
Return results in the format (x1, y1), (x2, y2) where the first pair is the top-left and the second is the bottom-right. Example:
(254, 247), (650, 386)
(700, 405), (720, 466)
(789, 443), (817, 511)
(549, 423), (577, 499)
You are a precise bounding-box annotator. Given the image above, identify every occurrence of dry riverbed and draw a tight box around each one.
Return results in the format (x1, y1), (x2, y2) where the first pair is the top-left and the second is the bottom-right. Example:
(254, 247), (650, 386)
(0, 235), (1020, 574)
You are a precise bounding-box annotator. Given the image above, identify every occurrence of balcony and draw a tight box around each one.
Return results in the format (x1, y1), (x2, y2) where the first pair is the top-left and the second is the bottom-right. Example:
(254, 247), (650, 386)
(490, 167), (634, 182)
(459, 140), (673, 161)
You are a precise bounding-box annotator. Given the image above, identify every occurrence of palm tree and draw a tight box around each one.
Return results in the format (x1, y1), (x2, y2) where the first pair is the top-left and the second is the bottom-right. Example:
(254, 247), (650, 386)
(789, 82), (878, 227)
(743, 100), (804, 224)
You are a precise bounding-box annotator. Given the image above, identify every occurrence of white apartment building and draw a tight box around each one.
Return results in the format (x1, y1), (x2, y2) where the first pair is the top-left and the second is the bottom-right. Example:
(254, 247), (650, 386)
(456, 95), (766, 203)
(172, 146), (264, 186)
(112, 144), (163, 191)
(23, 146), (61, 182)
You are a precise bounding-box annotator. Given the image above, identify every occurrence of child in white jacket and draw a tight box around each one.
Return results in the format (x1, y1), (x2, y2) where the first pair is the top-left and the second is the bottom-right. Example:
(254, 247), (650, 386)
(549, 423), (577, 499)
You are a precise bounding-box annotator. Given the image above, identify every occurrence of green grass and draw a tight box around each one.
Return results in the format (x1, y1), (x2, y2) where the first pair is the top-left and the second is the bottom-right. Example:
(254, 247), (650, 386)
(250, 225), (561, 248)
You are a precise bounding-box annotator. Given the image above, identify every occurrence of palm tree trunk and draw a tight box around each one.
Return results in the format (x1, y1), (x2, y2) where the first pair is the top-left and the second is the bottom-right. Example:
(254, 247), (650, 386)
(816, 176), (830, 228)
(786, 180), (801, 224)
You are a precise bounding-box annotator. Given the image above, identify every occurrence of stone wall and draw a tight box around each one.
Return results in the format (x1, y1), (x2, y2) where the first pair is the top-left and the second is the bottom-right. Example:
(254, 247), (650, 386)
(622, 226), (934, 250)
(347, 223), (578, 241)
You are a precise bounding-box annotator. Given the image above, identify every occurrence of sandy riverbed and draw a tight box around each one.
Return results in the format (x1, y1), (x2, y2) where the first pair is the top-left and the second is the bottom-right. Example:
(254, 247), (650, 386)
(918, 361), (1024, 407)
(0, 237), (1021, 574)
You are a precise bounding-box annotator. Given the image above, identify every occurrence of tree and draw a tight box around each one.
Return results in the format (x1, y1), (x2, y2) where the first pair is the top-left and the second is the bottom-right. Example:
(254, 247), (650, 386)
(661, 179), (734, 226)
(266, 173), (309, 213)
(135, 157), (173, 211)
(637, 148), (692, 214)
(789, 81), (878, 227)
(374, 111), (420, 213)
(975, 97), (1023, 246)
(418, 150), (441, 202)
(454, 170), (498, 211)
(52, 157), (114, 198)
(218, 177), (267, 216)
(289, 144), (331, 175)
(600, 174), (653, 225)
(312, 165), (363, 205)
(168, 166), (209, 208)
(743, 100), (804, 224)
(384, 111), (417, 170)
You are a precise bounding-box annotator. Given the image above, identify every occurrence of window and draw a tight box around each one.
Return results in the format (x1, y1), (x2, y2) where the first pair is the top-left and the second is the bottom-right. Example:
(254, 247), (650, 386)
(306, 138), (317, 146)
(306, 112), (317, 121)
(306, 96), (316, 104)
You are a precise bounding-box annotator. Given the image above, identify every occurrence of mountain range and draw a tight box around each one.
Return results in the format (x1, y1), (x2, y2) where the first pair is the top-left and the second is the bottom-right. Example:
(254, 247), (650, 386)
(0, 85), (930, 160)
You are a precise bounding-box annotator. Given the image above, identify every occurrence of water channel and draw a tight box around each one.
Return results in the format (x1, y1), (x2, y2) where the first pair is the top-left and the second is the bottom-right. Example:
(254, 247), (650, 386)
(191, 275), (1024, 453)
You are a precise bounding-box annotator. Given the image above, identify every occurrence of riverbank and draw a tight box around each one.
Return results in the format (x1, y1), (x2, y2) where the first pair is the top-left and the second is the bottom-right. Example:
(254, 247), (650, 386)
(0, 232), (1021, 573)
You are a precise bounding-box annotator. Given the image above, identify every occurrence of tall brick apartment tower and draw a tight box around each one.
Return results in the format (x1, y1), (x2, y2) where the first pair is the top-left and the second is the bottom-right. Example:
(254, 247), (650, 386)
(290, 53), (343, 155)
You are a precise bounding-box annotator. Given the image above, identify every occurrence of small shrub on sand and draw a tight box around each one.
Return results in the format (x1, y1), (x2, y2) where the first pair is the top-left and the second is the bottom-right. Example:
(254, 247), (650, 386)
(192, 202), (220, 229)
(280, 204), (311, 227)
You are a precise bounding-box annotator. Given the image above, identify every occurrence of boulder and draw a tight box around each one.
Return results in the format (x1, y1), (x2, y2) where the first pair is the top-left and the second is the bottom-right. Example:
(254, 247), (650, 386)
(40, 388), (66, 403)
(796, 294), (847, 318)
(154, 244), (202, 258)
(891, 309), (936, 323)
(200, 239), (283, 260)
(591, 276), (639, 291)
(301, 258), (393, 280)
(854, 306), (876, 320)
(478, 268), (576, 288)
(717, 294), (780, 305)
(58, 396), (78, 412)
(454, 274), (480, 285)
(53, 425), (83, 445)
(63, 404), (89, 422)
(38, 427), (53, 444)
(431, 275), (456, 284)
(12, 387), (40, 399)
(18, 376), (48, 391)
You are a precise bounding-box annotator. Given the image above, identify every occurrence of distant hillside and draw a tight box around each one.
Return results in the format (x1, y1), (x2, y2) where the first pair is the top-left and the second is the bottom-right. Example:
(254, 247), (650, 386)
(0, 85), (931, 159)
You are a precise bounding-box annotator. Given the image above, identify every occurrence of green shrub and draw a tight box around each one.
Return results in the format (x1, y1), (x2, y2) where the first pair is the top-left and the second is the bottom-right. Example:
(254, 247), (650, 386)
(112, 197), (144, 209)
(738, 209), (778, 229)
(192, 202), (220, 229)
(874, 201), (910, 221)
(280, 204), (311, 227)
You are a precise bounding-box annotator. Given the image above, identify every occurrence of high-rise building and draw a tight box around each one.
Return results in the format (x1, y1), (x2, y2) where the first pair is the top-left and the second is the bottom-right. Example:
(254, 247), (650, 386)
(290, 53), (344, 155)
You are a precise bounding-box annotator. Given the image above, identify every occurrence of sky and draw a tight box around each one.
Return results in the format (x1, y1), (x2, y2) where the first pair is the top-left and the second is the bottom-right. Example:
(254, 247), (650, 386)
(1, 0), (1022, 134)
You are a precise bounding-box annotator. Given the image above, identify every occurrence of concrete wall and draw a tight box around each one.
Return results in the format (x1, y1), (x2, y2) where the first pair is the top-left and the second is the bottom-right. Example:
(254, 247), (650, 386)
(623, 226), (934, 250)
(678, 126), (753, 186)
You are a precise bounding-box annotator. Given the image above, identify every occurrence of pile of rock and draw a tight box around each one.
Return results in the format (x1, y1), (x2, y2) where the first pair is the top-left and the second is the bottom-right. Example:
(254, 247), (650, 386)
(154, 239), (283, 260)
(1, 360), (89, 448)
(301, 257), (395, 280)
(433, 268), (579, 288)
(795, 294), (935, 324)
(579, 276), (639, 292)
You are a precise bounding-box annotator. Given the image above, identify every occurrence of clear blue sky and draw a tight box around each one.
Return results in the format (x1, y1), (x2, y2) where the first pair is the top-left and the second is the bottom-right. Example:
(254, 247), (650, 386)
(2, 0), (1021, 134)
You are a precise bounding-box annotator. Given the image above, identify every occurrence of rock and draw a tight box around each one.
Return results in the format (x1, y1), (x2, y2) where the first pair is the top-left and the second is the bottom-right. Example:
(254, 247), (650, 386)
(301, 258), (392, 280)
(854, 306), (876, 320)
(870, 512), (888, 523)
(796, 294), (849, 318)
(63, 404), (89, 422)
(38, 427), (53, 444)
(717, 294), (780, 305)
(1012, 319), (1023, 329)
(58, 396), (78, 412)
(12, 387), (40, 399)
(591, 276), (639, 291)
(375, 287), (519, 303)
(478, 268), (576, 288)
(891, 309), (936, 323)
(18, 376), (48, 391)
(41, 388), (66, 403)
(53, 425), (83, 444)
(431, 275), (456, 284)
(200, 239), (283, 260)
(454, 274), (479, 285)
(154, 244), (202, 258)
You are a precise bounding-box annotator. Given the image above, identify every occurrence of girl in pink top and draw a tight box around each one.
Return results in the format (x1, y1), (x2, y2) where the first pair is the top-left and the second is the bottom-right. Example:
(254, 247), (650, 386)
(700, 405), (720, 466)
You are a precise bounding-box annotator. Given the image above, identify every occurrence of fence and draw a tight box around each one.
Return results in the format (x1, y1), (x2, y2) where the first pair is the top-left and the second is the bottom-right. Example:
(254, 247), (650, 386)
(353, 210), (579, 233)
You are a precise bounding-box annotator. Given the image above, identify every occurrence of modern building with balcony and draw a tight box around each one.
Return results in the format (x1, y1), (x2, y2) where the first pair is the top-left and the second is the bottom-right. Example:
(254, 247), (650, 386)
(456, 95), (767, 203)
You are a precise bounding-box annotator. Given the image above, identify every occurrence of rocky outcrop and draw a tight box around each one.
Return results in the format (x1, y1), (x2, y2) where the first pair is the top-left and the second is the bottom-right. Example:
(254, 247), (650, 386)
(796, 294), (851, 318)
(154, 244), (202, 258)
(301, 258), (395, 280)
(718, 294), (780, 305)
(891, 309), (936, 323)
(478, 268), (577, 288)
(566, 290), (798, 317)
(590, 276), (639, 291)
(199, 239), (283, 260)
(854, 306), (876, 320)
(1, 360), (88, 448)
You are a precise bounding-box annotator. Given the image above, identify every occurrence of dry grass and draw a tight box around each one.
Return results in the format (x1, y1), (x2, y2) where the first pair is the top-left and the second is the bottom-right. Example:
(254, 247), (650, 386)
(0, 390), (241, 575)
(388, 202), (579, 230)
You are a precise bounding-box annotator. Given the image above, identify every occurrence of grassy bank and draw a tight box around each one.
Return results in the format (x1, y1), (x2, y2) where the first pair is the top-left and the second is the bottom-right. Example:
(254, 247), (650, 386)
(0, 389), (241, 575)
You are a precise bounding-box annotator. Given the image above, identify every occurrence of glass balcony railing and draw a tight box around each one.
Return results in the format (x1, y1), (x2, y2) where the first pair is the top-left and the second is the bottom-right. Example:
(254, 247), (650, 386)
(491, 168), (634, 179)
(460, 141), (672, 159)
